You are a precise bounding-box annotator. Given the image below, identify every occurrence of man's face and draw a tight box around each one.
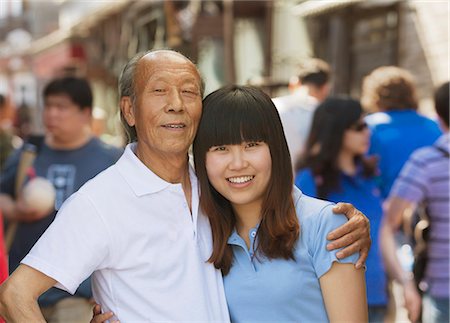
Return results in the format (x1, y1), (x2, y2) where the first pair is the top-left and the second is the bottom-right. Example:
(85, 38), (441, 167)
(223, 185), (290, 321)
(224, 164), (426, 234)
(43, 94), (90, 145)
(122, 52), (203, 158)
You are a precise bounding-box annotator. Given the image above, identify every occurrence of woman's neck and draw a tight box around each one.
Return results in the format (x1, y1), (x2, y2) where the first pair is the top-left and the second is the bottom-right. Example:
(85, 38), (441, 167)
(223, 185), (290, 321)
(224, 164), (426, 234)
(338, 150), (357, 176)
(233, 202), (262, 249)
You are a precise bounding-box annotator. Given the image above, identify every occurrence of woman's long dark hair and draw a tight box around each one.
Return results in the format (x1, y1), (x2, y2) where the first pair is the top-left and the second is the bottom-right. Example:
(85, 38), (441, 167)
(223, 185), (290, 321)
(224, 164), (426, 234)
(296, 97), (376, 199)
(193, 85), (299, 275)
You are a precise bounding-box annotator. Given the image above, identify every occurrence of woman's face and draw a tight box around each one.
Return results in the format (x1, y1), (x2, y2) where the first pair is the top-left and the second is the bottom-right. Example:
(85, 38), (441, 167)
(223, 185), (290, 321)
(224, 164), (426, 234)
(205, 141), (272, 211)
(342, 118), (370, 156)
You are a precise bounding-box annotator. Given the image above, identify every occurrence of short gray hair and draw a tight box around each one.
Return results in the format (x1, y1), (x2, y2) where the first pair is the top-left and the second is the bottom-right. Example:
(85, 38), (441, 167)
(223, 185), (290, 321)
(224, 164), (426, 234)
(118, 51), (148, 143)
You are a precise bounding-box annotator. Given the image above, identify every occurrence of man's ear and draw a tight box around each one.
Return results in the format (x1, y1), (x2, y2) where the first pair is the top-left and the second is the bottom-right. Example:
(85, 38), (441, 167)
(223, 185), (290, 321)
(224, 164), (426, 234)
(120, 96), (135, 126)
(82, 107), (93, 120)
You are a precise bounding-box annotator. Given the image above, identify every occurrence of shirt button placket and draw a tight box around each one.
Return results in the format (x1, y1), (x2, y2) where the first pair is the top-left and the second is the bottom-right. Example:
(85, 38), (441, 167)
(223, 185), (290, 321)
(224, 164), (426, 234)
(249, 228), (258, 268)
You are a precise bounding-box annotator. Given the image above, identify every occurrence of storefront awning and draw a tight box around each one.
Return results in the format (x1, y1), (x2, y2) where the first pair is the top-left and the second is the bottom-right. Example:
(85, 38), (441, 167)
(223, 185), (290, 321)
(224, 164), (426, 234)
(292, 0), (364, 17)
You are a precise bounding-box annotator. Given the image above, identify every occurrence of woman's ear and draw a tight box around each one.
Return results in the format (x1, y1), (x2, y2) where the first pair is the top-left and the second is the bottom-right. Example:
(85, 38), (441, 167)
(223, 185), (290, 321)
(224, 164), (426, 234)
(120, 96), (135, 126)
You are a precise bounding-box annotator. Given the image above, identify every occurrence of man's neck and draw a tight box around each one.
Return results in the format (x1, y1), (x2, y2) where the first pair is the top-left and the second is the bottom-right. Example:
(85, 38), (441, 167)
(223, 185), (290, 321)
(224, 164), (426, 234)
(135, 147), (189, 183)
(135, 145), (192, 211)
(45, 128), (93, 150)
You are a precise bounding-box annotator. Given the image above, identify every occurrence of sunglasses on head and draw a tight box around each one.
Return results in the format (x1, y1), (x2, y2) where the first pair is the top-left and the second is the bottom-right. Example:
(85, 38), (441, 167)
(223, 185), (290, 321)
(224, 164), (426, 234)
(348, 121), (368, 132)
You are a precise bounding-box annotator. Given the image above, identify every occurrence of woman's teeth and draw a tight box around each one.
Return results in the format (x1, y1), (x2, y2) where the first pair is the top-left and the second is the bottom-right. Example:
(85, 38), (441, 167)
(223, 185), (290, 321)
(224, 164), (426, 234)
(227, 176), (254, 184)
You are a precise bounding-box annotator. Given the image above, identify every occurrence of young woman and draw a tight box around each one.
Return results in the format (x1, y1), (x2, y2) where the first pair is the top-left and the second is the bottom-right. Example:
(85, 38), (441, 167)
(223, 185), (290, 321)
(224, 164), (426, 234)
(91, 86), (368, 322)
(295, 97), (387, 322)
(192, 86), (366, 322)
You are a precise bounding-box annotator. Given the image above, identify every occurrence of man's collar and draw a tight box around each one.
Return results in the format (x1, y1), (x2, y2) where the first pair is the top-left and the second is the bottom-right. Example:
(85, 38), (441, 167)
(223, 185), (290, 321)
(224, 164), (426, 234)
(116, 143), (192, 196)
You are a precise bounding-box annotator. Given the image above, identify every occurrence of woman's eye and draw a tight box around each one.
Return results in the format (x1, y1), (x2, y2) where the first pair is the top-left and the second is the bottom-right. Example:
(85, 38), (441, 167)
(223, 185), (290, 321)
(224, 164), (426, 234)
(210, 146), (226, 152)
(245, 142), (259, 148)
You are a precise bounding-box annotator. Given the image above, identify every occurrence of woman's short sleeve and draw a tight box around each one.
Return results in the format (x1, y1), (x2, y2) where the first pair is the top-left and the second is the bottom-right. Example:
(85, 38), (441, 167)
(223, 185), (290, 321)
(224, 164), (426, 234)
(305, 204), (360, 278)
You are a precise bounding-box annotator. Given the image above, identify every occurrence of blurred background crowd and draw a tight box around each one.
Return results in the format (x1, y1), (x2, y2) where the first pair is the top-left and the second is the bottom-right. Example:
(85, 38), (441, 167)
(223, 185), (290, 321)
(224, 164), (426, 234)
(0, 0), (448, 149)
(0, 0), (448, 323)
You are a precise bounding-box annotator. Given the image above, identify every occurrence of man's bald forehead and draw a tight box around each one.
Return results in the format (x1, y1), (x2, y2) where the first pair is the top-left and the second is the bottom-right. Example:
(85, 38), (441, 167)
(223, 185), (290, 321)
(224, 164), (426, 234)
(141, 50), (192, 64)
(133, 50), (203, 96)
(135, 50), (199, 78)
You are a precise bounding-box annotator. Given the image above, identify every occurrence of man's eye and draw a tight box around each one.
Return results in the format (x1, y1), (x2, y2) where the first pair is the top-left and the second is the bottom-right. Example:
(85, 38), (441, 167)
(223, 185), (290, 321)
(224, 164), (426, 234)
(182, 89), (198, 96)
(154, 89), (165, 93)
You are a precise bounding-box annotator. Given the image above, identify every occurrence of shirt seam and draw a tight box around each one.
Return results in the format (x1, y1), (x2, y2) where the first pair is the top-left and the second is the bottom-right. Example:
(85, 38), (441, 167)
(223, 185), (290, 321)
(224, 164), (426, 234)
(78, 190), (115, 305)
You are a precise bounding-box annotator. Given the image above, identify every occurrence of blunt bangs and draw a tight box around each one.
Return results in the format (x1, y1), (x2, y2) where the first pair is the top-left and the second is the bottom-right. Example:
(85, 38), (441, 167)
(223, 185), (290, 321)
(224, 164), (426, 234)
(197, 86), (275, 149)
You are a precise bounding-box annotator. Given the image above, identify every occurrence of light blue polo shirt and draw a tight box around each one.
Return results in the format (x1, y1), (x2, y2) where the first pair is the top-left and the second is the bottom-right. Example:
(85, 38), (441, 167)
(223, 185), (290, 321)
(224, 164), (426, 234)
(295, 167), (387, 306)
(223, 187), (359, 322)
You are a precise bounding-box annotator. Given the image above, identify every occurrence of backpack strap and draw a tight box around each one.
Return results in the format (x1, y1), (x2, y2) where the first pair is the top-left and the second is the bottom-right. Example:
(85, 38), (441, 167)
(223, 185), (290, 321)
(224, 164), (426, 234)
(6, 135), (45, 252)
(13, 135), (45, 196)
(434, 145), (450, 158)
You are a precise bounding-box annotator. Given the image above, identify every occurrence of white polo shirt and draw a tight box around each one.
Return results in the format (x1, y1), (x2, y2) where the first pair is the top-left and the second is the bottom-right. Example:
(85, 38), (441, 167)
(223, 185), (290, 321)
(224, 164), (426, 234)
(272, 91), (318, 170)
(22, 143), (230, 322)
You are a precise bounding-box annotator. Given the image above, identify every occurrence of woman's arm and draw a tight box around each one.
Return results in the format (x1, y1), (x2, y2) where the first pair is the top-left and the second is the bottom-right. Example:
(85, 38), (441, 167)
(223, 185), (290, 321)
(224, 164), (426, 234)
(380, 197), (421, 322)
(320, 262), (368, 322)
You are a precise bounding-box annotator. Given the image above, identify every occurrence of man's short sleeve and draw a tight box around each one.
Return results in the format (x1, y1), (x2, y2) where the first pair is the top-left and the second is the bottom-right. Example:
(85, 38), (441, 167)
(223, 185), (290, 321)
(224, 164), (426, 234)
(21, 191), (111, 294)
(390, 152), (428, 203)
(306, 204), (359, 278)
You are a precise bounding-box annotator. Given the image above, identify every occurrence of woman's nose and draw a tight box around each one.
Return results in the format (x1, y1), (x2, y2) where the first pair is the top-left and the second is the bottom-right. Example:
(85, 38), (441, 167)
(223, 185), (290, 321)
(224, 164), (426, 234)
(228, 149), (248, 170)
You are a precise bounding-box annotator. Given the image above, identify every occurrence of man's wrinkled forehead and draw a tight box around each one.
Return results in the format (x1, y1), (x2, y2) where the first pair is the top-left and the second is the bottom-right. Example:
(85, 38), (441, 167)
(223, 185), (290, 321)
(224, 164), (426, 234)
(135, 51), (200, 89)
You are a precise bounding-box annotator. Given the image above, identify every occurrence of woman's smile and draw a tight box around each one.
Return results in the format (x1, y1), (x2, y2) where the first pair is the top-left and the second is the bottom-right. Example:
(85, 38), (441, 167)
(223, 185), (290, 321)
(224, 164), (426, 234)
(226, 175), (255, 185)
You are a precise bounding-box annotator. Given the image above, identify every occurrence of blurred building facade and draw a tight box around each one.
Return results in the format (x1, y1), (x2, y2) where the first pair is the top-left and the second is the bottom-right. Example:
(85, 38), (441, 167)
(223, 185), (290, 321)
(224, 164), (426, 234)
(0, 0), (448, 141)
(293, 0), (449, 114)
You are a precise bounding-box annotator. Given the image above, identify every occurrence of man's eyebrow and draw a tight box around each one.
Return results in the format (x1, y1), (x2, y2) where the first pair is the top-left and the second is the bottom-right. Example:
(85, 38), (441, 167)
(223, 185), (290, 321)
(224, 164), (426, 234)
(179, 77), (201, 85)
(148, 76), (199, 85)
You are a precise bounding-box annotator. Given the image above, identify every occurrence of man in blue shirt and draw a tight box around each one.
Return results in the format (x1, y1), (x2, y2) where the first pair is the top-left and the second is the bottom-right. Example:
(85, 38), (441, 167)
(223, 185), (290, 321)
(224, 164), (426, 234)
(361, 66), (441, 199)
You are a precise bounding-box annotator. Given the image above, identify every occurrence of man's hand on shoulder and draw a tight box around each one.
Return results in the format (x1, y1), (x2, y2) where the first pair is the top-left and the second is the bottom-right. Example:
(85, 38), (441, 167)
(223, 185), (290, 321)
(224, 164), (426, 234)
(326, 203), (371, 269)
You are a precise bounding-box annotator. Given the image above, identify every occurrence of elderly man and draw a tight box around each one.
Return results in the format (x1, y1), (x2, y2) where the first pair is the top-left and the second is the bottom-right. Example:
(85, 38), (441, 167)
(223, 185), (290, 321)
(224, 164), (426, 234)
(0, 50), (370, 322)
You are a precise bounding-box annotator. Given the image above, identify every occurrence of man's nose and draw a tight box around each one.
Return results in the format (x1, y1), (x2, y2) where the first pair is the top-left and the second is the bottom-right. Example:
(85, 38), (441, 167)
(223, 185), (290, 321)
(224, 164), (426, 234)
(44, 105), (58, 116)
(166, 88), (184, 112)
